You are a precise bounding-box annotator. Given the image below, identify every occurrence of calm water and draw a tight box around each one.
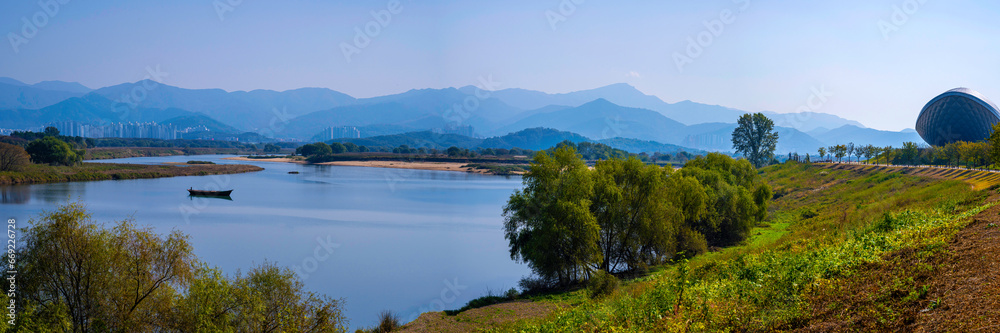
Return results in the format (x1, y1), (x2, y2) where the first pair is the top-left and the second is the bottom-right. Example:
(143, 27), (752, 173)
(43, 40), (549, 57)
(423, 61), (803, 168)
(0, 155), (530, 328)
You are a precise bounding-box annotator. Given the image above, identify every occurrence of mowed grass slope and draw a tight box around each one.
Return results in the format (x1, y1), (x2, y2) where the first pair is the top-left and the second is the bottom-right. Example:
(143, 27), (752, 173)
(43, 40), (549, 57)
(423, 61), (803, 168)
(481, 162), (992, 332)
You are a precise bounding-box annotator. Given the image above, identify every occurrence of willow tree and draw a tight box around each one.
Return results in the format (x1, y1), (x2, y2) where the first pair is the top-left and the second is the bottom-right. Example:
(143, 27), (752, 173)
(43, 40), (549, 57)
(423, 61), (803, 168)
(591, 157), (680, 273)
(731, 113), (779, 168)
(504, 145), (601, 286)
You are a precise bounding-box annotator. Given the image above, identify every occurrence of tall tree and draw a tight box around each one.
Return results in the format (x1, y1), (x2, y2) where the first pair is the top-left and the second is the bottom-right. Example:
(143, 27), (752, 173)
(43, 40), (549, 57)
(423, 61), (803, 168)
(591, 157), (680, 273)
(899, 142), (920, 165)
(731, 113), (779, 169)
(818, 147), (827, 162)
(0, 142), (30, 171)
(846, 143), (855, 163)
(988, 123), (1000, 166)
(504, 145), (601, 286)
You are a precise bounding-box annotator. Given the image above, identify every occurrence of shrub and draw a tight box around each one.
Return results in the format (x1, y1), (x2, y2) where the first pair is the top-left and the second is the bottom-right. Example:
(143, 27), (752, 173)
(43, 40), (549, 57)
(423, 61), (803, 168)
(800, 208), (820, 219)
(0, 142), (30, 171)
(444, 288), (520, 315)
(25, 136), (82, 166)
(518, 275), (558, 295)
(356, 310), (401, 333)
(587, 270), (619, 299)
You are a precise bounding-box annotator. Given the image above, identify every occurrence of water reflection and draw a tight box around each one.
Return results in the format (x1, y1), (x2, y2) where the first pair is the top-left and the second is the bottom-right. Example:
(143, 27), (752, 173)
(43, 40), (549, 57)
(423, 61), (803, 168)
(189, 194), (233, 201)
(7, 155), (529, 328)
(0, 186), (29, 204)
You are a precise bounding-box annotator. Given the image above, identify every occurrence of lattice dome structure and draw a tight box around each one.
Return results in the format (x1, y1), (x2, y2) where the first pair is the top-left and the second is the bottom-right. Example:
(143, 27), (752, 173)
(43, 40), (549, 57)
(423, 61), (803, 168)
(916, 88), (1000, 147)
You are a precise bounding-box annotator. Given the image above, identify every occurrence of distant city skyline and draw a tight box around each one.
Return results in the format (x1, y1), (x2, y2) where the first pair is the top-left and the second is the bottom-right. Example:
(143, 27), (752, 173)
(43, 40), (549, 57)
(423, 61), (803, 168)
(3, 0), (999, 131)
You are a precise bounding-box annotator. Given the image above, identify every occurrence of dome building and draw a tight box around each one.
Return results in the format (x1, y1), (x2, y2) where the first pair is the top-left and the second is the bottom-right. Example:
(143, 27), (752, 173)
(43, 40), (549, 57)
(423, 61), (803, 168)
(915, 88), (1000, 146)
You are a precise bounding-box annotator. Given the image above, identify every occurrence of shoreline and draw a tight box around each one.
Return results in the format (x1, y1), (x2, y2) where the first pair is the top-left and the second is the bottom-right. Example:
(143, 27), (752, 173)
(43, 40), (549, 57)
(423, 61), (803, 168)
(223, 156), (305, 164)
(318, 160), (491, 174)
(224, 156), (525, 175)
(0, 163), (264, 186)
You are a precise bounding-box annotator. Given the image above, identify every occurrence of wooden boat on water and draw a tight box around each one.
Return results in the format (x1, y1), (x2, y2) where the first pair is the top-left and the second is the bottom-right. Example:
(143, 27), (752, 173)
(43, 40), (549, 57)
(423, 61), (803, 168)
(187, 188), (233, 196)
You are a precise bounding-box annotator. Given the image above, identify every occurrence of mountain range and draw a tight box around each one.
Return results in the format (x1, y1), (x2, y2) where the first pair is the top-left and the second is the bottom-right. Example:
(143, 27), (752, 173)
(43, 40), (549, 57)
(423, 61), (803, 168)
(0, 77), (925, 154)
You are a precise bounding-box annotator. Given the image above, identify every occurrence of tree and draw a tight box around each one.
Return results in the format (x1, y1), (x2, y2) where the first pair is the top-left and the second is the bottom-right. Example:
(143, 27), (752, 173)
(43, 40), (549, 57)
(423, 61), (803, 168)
(818, 147), (827, 162)
(18, 203), (348, 332)
(591, 157), (680, 273)
(262, 143), (281, 154)
(295, 142), (332, 157)
(678, 153), (771, 246)
(833, 145), (846, 162)
(25, 136), (82, 166)
(731, 113), (779, 168)
(846, 143), (855, 163)
(44, 126), (60, 136)
(169, 263), (347, 333)
(988, 123), (1000, 167)
(0, 142), (30, 171)
(19, 203), (195, 332)
(329, 142), (346, 154)
(900, 142), (919, 165)
(343, 142), (359, 153)
(861, 145), (875, 164)
(882, 146), (894, 165)
(504, 145), (601, 286)
(447, 146), (461, 158)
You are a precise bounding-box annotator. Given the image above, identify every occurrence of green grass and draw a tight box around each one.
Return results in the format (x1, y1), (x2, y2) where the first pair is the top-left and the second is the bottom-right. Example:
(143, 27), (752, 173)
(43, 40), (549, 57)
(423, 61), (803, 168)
(0, 162), (262, 185)
(485, 162), (991, 332)
(462, 163), (530, 175)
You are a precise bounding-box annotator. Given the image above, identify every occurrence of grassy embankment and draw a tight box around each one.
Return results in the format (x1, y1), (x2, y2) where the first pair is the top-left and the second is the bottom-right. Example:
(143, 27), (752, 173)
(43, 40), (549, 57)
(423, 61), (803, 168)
(0, 162), (262, 185)
(83, 147), (245, 160)
(405, 162), (999, 332)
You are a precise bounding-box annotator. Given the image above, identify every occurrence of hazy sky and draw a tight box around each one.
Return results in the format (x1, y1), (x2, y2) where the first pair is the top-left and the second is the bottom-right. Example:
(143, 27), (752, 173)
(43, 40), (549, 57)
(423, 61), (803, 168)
(2, 0), (998, 131)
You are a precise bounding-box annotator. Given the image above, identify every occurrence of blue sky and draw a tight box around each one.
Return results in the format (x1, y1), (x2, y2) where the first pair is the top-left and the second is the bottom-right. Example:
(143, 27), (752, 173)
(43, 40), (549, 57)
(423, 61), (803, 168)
(2, 0), (998, 131)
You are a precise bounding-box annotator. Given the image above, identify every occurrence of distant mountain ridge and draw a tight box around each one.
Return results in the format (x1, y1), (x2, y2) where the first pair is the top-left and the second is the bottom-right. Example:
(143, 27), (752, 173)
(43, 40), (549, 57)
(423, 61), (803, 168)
(0, 78), (924, 155)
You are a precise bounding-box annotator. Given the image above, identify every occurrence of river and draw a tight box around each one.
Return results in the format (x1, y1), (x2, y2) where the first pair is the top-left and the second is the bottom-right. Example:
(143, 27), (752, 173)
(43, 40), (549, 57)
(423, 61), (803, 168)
(0, 154), (530, 328)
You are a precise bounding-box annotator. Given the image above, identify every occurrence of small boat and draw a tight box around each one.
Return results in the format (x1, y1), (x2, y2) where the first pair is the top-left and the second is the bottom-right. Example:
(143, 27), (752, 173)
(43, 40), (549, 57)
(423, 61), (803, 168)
(288, 171), (300, 174)
(187, 188), (233, 196)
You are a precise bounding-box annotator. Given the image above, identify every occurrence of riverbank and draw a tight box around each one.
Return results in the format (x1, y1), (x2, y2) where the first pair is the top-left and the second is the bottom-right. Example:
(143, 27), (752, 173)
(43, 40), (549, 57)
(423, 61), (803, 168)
(0, 163), (264, 186)
(398, 162), (996, 331)
(318, 160), (495, 174)
(84, 147), (247, 160)
(223, 155), (528, 175)
(223, 156), (305, 164)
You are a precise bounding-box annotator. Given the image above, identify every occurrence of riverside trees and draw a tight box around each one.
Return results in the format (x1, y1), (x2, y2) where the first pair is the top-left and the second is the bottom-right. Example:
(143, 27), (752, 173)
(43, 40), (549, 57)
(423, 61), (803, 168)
(13, 203), (348, 332)
(504, 146), (771, 287)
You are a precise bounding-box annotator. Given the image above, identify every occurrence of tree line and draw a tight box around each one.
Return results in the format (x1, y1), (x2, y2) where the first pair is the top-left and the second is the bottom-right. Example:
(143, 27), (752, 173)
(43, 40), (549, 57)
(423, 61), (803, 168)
(9, 203), (348, 332)
(503, 146), (771, 288)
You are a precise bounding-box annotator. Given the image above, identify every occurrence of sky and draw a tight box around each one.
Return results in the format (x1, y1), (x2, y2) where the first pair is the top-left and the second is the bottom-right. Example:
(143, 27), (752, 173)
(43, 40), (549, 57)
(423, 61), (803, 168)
(1, 0), (999, 131)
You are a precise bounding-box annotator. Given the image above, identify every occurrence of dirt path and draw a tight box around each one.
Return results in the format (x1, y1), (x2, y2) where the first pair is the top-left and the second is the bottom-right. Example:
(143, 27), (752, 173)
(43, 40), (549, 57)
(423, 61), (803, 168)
(910, 196), (1000, 332)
